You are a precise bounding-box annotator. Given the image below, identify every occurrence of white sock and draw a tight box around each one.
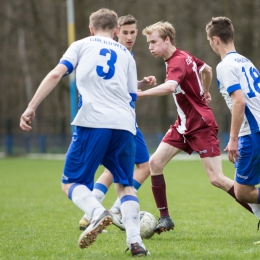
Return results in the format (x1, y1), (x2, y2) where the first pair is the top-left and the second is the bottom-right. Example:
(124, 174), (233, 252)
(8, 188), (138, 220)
(249, 203), (260, 219)
(71, 184), (105, 219)
(110, 197), (121, 213)
(110, 188), (138, 213)
(121, 199), (142, 247)
(92, 188), (106, 203)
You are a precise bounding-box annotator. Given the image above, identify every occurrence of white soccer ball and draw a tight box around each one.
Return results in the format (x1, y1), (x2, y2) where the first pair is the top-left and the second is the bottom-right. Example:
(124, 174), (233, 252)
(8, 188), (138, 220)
(140, 211), (157, 239)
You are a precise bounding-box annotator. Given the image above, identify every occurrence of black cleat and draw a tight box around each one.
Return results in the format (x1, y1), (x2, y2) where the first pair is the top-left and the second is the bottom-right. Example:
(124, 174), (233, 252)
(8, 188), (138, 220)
(130, 242), (149, 257)
(154, 216), (174, 234)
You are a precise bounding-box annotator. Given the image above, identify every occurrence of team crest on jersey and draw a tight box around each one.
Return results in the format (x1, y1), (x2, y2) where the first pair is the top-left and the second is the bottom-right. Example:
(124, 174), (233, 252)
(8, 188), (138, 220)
(186, 55), (192, 65)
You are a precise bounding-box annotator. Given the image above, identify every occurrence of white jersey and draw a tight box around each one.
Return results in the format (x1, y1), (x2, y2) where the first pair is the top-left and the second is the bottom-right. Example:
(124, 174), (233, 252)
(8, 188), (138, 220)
(60, 36), (137, 135)
(216, 52), (260, 136)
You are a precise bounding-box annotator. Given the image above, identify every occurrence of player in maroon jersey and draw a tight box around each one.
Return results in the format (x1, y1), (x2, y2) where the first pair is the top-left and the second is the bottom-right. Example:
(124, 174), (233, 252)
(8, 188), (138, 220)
(139, 21), (253, 234)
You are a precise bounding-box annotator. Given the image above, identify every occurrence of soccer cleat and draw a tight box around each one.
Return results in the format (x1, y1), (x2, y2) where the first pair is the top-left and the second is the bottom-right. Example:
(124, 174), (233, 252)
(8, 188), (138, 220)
(129, 242), (149, 257)
(154, 216), (174, 234)
(109, 210), (125, 231)
(79, 217), (89, 231)
(78, 210), (112, 249)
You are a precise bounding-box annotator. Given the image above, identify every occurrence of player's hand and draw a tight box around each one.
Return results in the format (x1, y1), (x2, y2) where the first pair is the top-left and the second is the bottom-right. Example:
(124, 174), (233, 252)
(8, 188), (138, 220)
(20, 107), (35, 131)
(224, 139), (240, 163)
(204, 92), (211, 105)
(140, 76), (157, 87)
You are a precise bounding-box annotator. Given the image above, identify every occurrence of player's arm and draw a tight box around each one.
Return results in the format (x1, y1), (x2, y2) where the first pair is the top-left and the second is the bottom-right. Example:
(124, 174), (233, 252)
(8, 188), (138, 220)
(138, 76), (157, 89)
(20, 64), (68, 131)
(225, 89), (245, 163)
(137, 81), (178, 98)
(201, 64), (212, 104)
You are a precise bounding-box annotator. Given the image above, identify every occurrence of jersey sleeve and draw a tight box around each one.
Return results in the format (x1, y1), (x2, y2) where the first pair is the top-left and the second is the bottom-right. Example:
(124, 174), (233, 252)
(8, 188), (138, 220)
(165, 57), (186, 84)
(59, 41), (80, 76)
(127, 55), (138, 106)
(217, 63), (241, 95)
(193, 56), (205, 73)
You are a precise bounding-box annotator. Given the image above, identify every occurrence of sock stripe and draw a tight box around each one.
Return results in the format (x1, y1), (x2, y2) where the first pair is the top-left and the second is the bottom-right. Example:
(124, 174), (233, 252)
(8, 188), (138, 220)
(121, 195), (139, 204)
(94, 182), (108, 194)
(68, 183), (81, 200)
(133, 179), (141, 191)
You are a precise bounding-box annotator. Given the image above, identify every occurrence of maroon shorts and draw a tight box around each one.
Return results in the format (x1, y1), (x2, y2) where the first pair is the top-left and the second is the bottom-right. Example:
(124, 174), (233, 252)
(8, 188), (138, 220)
(162, 125), (220, 158)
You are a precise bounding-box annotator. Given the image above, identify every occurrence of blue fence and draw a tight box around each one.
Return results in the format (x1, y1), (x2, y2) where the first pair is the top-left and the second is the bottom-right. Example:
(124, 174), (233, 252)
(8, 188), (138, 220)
(0, 132), (230, 156)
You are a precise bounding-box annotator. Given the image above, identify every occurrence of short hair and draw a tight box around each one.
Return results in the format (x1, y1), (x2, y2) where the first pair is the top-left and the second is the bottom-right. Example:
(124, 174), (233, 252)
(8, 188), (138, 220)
(89, 8), (118, 31)
(142, 21), (175, 45)
(118, 14), (137, 27)
(206, 17), (234, 44)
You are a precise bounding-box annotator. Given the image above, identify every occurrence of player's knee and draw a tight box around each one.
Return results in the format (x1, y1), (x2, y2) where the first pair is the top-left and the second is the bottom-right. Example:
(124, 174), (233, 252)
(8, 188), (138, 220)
(209, 177), (222, 188)
(149, 156), (162, 173)
(61, 183), (71, 196)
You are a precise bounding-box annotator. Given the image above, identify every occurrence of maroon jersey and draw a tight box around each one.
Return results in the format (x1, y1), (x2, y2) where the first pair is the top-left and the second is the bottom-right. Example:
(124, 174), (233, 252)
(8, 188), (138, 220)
(165, 48), (218, 135)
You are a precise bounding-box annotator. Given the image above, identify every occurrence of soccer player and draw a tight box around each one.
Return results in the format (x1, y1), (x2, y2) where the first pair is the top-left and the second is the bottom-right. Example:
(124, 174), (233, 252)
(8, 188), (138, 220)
(139, 21), (253, 234)
(206, 17), (260, 224)
(20, 8), (149, 257)
(78, 14), (156, 231)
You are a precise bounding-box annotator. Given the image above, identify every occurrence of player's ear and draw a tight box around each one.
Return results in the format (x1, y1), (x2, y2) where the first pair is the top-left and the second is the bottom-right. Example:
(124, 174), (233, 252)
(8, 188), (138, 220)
(213, 36), (219, 45)
(136, 29), (139, 35)
(89, 26), (95, 36)
(114, 26), (120, 37)
(165, 36), (170, 43)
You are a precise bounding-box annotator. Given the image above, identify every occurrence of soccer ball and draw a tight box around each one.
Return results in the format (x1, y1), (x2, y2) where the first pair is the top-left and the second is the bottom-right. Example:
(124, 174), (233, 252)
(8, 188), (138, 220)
(140, 211), (157, 239)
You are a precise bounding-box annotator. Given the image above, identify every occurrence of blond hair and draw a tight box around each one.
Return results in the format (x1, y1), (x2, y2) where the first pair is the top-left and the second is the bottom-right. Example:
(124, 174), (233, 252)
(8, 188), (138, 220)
(142, 21), (175, 45)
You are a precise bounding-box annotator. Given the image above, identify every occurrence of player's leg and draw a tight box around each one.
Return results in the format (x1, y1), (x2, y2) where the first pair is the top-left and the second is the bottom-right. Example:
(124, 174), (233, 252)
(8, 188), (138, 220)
(79, 168), (113, 230)
(194, 128), (253, 214)
(110, 127), (150, 217)
(233, 133), (260, 220)
(235, 182), (260, 224)
(62, 127), (113, 248)
(109, 162), (150, 231)
(200, 156), (252, 212)
(234, 183), (259, 203)
(114, 183), (148, 256)
(104, 129), (148, 256)
(132, 127), (151, 187)
(93, 168), (113, 202)
(150, 141), (180, 233)
(151, 126), (192, 234)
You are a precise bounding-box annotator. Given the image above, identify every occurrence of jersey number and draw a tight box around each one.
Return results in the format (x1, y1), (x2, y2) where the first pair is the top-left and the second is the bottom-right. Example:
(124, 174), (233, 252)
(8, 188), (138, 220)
(96, 48), (117, 80)
(242, 66), (260, 98)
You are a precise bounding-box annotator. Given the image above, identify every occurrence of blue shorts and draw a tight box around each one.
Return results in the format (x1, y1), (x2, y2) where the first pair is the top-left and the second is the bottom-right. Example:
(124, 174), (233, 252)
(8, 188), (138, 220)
(62, 127), (136, 189)
(235, 131), (260, 185)
(135, 127), (149, 164)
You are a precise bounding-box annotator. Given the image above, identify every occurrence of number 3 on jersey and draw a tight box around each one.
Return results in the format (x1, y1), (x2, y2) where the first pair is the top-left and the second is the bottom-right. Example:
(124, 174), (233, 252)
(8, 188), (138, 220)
(96, 48), (117, 80)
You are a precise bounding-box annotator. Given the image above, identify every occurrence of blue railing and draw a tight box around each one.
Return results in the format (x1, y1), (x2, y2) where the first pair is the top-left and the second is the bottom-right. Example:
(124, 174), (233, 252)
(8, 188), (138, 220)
(0, 132), (230, 156)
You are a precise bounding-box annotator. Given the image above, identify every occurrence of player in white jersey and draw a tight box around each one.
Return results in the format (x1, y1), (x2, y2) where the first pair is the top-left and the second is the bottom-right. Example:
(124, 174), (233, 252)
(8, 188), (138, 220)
(78, 14), (156, 232)
(206, 16), (260, 225)
(20, 8), (149, 257)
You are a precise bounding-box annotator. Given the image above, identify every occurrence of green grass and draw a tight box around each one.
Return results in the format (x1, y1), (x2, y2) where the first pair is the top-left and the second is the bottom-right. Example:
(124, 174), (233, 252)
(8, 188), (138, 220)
(0, 157), (259, 260)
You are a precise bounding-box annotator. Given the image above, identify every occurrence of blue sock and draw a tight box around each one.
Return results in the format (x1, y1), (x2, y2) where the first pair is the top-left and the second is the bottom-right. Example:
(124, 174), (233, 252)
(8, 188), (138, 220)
(258, 188), (260, 204)
(133, 179), (141, 191)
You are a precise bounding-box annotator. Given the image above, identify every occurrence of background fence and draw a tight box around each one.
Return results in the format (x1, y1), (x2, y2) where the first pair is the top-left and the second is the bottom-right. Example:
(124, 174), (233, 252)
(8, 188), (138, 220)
(0, 127), (230, 156)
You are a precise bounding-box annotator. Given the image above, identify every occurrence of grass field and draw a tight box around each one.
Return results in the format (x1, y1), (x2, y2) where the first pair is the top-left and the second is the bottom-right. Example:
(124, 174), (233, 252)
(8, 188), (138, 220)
(1, 157), (260, 260)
